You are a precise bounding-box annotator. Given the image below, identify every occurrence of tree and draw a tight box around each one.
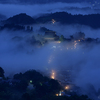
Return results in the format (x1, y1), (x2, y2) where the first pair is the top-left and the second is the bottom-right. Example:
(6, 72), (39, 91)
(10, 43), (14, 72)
(0, 67), (4, 77)
(59, 35), (64, 42)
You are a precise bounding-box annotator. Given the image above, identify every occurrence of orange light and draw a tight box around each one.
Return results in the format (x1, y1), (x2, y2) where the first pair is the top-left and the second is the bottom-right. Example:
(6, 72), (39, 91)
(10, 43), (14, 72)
(57, 41), (61, 43)
(51, 76), (54, 79)
(51, 70), (55, 79)
(65, 86), (69, 90)
(56, 94), (58, 96)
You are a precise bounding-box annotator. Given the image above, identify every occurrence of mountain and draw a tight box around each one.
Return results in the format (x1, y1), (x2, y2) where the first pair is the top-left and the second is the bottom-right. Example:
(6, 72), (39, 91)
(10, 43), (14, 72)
(36, 12), (100, 29)
(4, 13), (36, 25)
(3, 12), (100, 29)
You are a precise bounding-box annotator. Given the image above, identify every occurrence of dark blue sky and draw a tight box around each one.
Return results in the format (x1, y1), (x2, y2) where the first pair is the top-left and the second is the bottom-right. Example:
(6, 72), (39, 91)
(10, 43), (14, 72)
(0, 0), (98, 4)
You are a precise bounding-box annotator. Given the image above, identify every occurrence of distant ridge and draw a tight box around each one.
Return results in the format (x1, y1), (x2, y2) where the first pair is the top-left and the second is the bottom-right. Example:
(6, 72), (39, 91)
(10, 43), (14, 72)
(4, 13), (36, 25)
(3, 12), (100, 29)
(36, 12), (100, 29)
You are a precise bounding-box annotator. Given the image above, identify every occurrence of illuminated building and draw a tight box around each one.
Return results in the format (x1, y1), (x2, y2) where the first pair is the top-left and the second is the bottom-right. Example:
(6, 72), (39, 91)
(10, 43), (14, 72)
(43, 31), (59, 41)
(51, 70), (55, 79)
(45, 31), (56, 37)
(52, 19), (56, 24)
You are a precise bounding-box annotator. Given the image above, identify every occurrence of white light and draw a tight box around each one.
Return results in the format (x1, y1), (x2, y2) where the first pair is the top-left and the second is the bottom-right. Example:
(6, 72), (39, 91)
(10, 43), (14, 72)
(59, 91), (62, 96)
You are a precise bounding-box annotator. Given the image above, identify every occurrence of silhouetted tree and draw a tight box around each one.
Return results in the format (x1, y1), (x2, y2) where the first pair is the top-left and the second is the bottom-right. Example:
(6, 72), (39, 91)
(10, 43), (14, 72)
(0, 67), (4, 77)
(59, 35), (64, 42)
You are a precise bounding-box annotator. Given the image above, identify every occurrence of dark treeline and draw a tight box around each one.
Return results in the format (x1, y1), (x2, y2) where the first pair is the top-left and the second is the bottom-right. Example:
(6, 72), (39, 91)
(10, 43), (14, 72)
(4, 13), (36, 25)
(2, 12), (100, 29)
(36, 12), (100, 29)
(0, 66), (91, 100)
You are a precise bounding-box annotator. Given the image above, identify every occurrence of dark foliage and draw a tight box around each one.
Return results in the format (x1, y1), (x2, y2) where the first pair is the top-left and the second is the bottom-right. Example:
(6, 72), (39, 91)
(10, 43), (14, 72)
(0, 67), (4, 77)
(36, 12), (100, 29)
(0, 24), (25, 31)
(4, 13), (36, 25)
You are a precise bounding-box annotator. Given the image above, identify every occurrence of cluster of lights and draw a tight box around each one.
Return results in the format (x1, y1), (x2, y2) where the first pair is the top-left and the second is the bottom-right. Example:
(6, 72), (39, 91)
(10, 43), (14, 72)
(55, 86), (70, 97)
(55, 41), (61, 43)
(65, 40), (81, 50)
(49, 70), (71, 97)
(74, 42), (77, 49)
(56, 90), (64, 96)
(51, 70), (55, 79)
(52, 19), (56, 24)
(73, 40), (80, 49)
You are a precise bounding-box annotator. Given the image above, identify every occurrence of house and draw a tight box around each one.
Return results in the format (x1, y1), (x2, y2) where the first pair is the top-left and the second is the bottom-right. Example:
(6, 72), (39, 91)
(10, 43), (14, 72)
(44, 31), (59, 41)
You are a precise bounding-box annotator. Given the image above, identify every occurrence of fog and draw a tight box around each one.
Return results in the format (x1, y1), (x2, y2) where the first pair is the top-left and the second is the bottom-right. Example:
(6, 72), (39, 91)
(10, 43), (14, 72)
(0, 1), (100, 100)
(0, 23), (100, 100)
(40, 23), (100, 39)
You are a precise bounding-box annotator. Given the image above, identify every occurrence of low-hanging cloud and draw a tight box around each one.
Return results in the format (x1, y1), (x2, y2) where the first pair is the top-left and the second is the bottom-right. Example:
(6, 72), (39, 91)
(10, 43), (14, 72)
(39, 23), (100, 39)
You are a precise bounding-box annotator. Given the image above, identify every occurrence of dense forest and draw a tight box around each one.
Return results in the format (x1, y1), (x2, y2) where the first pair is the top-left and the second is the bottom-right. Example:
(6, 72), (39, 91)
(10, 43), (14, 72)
(0, 67), (91, 100)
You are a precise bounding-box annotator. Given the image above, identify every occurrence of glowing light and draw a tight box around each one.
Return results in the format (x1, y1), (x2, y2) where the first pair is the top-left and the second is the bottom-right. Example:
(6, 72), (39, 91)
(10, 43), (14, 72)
(74, 42), (77, 49)
(56, 94), (59, 96)
(30, 80), (32, 83)
(58, 41), (61, 43)
(51, 76), (54, 79)
(55, 41), (61, 43)
(78, 40), (80, 42)
(53, 73), (54, 75)
(51, 70), (55, 79)
(52, 19), (56, 24)
(59, 91), (62, 96)
(65, 86), (69, 90)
